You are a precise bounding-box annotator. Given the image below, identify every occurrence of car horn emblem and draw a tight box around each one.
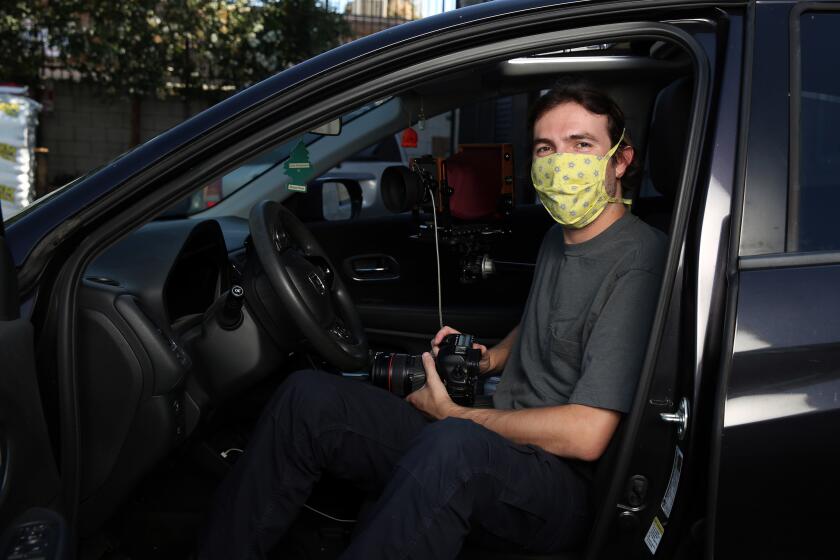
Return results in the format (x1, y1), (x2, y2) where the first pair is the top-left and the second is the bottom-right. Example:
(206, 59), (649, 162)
(273, 226), (287, 252)
(308, 272), (327, 295)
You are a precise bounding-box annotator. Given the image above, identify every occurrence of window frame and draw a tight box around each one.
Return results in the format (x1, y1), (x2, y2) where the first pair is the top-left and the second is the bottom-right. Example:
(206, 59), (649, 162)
(788, 2), (840, 253)
(39, 17), (714, 552)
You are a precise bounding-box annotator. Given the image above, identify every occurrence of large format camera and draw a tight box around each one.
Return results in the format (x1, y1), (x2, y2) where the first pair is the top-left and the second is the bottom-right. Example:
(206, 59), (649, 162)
(370, 333), (482, 406)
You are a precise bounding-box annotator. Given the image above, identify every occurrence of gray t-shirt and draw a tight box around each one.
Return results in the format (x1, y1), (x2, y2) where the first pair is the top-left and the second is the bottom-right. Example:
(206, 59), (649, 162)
(493, 213), (666, 413)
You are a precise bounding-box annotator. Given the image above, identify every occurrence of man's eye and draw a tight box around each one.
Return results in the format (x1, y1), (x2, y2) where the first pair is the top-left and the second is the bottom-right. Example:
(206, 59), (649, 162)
(575, 142), (592, 150)
(535, 146), (552, 155)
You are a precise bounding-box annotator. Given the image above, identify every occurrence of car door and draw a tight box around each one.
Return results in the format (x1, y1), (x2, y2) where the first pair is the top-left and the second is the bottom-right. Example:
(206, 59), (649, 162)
(709, 3), (840, 558)
(578, 12), (741, 559)
(0, 208), (66, 554)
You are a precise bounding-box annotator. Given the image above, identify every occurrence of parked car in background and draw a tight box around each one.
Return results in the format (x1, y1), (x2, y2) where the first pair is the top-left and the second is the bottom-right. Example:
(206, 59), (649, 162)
(2, 1), (840, 559)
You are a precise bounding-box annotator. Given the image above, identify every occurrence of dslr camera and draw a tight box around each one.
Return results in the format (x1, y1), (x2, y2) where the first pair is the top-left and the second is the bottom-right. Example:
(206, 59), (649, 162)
(370, 333), (482, 406)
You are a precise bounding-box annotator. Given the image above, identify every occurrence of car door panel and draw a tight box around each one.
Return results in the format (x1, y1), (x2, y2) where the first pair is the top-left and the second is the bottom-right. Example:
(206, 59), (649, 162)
(0, 319), (62, 529)
(0, 507), (72, 560)
(714, 263), (840, 557)
(0, 231), (61, 531)
(304, 204), (553, 353)
(344, 253), (401, 282)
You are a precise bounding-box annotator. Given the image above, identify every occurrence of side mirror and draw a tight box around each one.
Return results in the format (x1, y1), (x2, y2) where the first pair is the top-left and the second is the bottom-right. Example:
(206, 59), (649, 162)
(286, 178), (363, 222)
(321, 181), (356, 220)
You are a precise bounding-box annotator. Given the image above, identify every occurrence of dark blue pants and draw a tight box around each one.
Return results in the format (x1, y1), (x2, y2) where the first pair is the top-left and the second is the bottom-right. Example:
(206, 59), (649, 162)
(200, 370), (591, 559)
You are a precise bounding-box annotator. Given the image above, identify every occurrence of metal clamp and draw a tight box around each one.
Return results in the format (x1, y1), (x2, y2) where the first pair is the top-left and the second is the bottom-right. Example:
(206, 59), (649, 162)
(660, 397), (689, 440)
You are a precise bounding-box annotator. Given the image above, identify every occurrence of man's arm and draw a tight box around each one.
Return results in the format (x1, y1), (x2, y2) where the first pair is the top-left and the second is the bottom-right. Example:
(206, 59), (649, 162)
(483, 325), (519, 375)
(407, 353), (620, 461)
(454, 401), (620, 461)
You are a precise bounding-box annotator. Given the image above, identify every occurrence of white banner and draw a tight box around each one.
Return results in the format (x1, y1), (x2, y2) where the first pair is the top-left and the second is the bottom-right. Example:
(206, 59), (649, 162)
(0, 86), (41, 220)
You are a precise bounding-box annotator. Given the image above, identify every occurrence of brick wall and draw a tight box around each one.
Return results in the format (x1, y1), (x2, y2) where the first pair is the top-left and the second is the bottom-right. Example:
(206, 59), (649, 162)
(39, 82), (218, 190)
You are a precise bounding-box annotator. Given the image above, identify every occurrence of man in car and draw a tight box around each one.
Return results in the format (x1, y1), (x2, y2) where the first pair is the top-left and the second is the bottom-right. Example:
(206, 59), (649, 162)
(200, 80), (667, 559)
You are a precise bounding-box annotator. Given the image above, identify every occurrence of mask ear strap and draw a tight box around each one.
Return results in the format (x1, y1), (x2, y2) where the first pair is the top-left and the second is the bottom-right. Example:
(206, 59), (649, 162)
(608, 129), (630, 207)
(606, 129), (626, 158)
(606, 195), (634, 206)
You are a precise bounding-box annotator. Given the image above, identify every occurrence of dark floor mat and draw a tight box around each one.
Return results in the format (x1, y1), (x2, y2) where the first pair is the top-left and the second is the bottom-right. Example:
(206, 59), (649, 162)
(82, 453), (219, 560)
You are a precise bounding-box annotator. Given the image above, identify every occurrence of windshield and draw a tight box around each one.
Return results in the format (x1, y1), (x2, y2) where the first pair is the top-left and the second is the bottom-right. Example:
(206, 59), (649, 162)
(166, 97), (395, 218)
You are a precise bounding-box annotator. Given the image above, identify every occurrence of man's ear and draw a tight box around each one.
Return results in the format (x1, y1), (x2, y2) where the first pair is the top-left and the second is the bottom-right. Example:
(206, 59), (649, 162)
(614, 146), (634, 179)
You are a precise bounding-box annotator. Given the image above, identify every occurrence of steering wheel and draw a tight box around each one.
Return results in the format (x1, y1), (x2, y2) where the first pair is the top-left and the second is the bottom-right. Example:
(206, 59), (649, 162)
(249, 200), (369, 371)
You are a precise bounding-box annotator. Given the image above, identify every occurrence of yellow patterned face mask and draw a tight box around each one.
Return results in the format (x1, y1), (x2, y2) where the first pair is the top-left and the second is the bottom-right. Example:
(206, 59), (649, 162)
(531, 131), (631, 229)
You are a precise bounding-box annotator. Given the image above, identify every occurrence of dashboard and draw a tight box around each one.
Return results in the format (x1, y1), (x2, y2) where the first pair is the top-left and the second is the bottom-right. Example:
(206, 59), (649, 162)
(75, 216), (285, 533)
(85, 218), (249, 327)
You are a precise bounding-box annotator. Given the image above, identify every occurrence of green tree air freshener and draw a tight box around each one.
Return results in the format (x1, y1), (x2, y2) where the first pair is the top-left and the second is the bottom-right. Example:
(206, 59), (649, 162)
(285, 140), (313, 193)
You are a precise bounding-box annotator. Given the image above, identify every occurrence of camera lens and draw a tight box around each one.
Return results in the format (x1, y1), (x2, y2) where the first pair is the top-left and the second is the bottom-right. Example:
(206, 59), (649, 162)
(370, 353), (427, 397)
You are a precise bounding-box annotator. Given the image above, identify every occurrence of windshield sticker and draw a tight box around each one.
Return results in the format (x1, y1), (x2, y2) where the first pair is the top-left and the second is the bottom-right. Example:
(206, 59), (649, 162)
(285, 140), (312, 193)
(644, 516), (664, 555)
(661, 446), (684, 518)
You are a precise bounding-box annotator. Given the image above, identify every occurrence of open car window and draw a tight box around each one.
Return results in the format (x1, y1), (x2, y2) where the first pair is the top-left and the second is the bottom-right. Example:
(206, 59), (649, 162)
(176, 38), (692, 223)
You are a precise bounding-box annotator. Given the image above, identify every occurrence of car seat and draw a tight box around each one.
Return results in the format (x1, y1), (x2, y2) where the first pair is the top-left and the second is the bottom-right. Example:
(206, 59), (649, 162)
(633, 77), (693, 232)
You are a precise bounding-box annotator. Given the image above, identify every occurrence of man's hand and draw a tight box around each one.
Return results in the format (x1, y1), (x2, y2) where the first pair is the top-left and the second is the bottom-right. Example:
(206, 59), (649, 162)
(406, 353), (462, 420)
(431, 326), (492, 375)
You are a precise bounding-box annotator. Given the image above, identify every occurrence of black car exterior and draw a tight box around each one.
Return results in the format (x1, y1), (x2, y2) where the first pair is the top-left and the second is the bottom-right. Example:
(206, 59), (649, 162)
(1, 1), (839, 559)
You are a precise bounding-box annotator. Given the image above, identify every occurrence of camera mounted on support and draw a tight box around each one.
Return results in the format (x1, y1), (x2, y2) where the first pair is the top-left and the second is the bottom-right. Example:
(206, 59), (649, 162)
(381, 145), (516, 284)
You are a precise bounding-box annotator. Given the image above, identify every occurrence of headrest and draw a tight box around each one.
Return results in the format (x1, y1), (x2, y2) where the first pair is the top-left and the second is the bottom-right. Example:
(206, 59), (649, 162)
(647, 77), (692, 200)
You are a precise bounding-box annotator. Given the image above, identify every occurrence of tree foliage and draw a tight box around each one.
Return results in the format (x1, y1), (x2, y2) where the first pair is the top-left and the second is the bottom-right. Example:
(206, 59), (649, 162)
(0, 1), (65, 87)
(0, 0), (349, 99)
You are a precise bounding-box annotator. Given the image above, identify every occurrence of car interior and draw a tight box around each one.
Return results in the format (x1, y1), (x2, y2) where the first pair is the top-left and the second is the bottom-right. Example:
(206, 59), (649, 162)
(41, 34), (696, 559)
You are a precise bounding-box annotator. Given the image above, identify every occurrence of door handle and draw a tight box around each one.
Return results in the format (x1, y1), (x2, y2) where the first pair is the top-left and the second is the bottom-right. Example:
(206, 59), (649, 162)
(660, 397), (689, 440)
(344, 254), (400, 282)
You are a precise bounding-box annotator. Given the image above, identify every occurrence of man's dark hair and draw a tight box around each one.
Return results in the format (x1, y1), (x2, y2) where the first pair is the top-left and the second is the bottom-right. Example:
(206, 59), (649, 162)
(528, 78), (641, 197)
